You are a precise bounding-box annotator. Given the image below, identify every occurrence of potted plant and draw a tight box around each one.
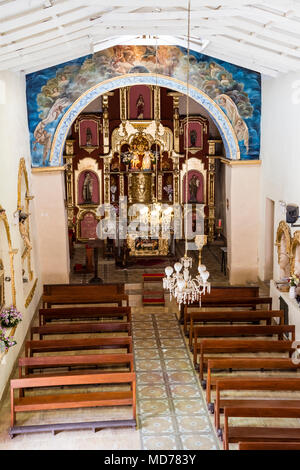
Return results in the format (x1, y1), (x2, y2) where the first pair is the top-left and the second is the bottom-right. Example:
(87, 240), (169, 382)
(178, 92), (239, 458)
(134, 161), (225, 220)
(0, 328), (17, 353)
(0, 305), (22, 328)
(288, 274), (299, 299)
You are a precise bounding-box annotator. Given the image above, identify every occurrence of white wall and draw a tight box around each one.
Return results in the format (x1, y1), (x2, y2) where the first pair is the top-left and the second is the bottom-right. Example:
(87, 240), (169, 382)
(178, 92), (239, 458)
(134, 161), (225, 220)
(259, 72), (300, 281)
(0, 71), (42, 399)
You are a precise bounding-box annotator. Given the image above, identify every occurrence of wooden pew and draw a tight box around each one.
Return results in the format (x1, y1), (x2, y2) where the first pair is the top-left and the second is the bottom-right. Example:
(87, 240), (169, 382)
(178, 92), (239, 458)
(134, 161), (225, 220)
(42, 293), (128, 308)
(223, 403), (300, 450)
(193, 324), (295, 365)
(215, 377), (300, 431)
(238, 441), (300, 450)
(43, 283), (125, 296)
(181, 285), (259, 326)
(18, 353), (134, 379)
(189, 309), (284, 349)
(31, 322), (131, 340)
(198, 339), (294, 380)
(184, 296), (272, 335)
(206, 357), (300, 405)
(39, 306), (131, 326)
(9, 372), (136, 437)
(25, 337), (133, 357)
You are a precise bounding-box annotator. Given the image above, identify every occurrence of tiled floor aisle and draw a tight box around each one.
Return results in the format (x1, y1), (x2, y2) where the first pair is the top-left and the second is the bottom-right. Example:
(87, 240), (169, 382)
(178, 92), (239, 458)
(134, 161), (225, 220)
(132, 309), (220, 450)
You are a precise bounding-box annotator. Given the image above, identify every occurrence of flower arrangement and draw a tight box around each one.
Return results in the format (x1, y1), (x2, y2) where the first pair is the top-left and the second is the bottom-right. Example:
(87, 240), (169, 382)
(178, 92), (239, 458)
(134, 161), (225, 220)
(0, 305), (22, 329)
(121, 151), (132, 165)
(0, 328), (16, 352)
(289, 274), (299, 287)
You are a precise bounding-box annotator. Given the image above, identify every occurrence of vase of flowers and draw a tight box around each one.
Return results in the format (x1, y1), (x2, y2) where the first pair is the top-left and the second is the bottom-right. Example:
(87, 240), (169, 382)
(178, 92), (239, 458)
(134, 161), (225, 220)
(288, 274), (299, 299)
(0, 305), (22, 328)
(0, 329), (17, 353)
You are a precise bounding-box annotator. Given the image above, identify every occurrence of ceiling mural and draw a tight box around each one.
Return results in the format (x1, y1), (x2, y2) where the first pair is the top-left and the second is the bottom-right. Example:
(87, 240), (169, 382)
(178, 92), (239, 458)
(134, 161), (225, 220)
(26, 45), (261, 167)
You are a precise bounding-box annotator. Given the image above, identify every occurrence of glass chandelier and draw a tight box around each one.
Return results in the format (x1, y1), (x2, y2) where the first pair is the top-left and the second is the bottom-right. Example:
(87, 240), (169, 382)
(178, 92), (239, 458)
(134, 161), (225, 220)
(163, 0), (211, 305)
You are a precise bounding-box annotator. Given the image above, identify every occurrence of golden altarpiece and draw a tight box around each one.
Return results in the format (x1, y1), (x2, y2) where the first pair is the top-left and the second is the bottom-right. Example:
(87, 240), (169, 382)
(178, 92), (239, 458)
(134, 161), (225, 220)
(63, 85), (223, 257)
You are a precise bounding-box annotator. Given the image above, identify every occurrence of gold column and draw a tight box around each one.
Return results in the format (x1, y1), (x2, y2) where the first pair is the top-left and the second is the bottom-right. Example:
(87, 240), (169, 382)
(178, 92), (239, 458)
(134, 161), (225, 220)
(102, 93), (114, 154)
(64, 139), (75, 230)
(103, 156), (111, 204)
(207, 156), (216, 243)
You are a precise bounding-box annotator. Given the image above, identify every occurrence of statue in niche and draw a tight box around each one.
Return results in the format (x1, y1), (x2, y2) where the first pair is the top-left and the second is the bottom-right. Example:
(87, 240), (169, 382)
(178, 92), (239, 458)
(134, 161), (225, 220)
(86, 127), (93, 146)
(163, 175), (173, 202)
(18, 211), (32, 253)
(142, 148), (152, 171)
(110, 176), (117, 203)
(190, 129), (197, 147)
(136, 94), (145, 119)
(82, 172), (93, 203)
(189, 174), (200, 203)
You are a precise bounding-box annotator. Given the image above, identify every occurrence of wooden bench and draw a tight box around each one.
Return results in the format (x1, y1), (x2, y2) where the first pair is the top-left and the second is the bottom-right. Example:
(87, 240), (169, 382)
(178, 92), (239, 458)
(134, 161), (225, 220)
(25, 337), (133, 357)
(184, 296), (272, 335)
(193, 324), (295, 364)
(223, 403), (300, 450)
(18, 353), (134, 380)
(215, 377), (300, 431)
(238, 441), (300, 450)
(9, 372), (136, 437)
(206, 357), (300, 405)
(39, 306), (131, 326)
(198, 339), (294, 380)
(31, 322), (131, 340)
(43, 283), (125, 296)
(42, 293), (128, 308)
(182, 286), (259, 329)
(189, 310), (284, 349)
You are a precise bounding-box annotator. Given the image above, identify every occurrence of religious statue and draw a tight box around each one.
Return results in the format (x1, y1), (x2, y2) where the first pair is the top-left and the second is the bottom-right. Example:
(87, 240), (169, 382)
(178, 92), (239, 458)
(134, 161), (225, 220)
(18, 211), (32, 253)
(189, 174), (200, 203)
(190, 129), (197, 147)
(142, 149), (152, 171)
(130, 144), (141, 170)
(136, 94), (145, 119)
(163, 176), (173, 202)
(110, 176), (117, 203)
(86, 127), (93, 146)
(82, 172), (93, 203)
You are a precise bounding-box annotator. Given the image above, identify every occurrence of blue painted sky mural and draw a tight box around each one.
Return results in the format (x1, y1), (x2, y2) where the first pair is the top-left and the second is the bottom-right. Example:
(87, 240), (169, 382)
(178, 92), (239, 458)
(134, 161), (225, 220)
(26, 45), (261, 167)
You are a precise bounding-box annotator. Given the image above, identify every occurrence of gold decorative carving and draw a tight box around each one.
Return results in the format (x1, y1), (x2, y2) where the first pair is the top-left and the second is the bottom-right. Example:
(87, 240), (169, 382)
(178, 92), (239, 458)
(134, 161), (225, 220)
(276, 221), (292, 263)
(25, 278), (38, 308)
(207, 156), (216, 243)
(120, 87), (127, 121)
(0, 205), (17, 305)
(127, 235), (168, 257)
(129, 173), (153, 204)
(17, 158), (34, 283)
(0, 259), (4, 309)
(65, 139), (75, 156)
(290, 231), (300, 276)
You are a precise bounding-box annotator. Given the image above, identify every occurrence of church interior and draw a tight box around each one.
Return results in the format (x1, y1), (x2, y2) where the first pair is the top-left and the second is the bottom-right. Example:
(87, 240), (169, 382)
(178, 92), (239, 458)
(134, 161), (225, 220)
(1, 0), (300, 452)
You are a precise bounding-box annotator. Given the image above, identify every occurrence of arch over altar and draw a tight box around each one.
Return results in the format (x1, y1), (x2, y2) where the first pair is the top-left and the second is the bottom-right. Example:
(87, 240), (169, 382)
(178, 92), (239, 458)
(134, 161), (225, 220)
(50, 74), (240, 166)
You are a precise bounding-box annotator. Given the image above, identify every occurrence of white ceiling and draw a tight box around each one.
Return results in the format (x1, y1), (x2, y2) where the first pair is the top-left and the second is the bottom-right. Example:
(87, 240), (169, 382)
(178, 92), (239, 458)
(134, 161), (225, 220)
(1, 0), (300, 77)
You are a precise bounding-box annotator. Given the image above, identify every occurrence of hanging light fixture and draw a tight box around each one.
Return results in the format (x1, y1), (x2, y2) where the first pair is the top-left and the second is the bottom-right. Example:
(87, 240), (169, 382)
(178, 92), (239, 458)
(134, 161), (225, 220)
(163, 0), (211, 305)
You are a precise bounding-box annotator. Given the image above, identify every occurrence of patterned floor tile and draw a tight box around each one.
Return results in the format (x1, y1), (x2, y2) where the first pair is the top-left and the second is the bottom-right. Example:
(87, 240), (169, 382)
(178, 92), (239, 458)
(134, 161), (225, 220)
(180, 434), (218, 450)
(135, 359), (162, 371)
(166, 371), (197, 384)
(159, 339), (186, 349)
(164, 359), (191, 370)
(136, 372), (164, 384)
(138, 399), (171, 417)
(139, 416), (174, 435)
(173, 399), (207, 416)
(133, 330), (156, 339)
(162, 349), (189, 360)
(169, 384), (202, 399)
(142, 435), (177, 450)
(158, 330), (182, 339)
(132, 322), (155, 330)
(134, 349), (160, 360)
(137, 384), (168, 400)
(134, 339), (158, 349)
(176, 416), (211, 433)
